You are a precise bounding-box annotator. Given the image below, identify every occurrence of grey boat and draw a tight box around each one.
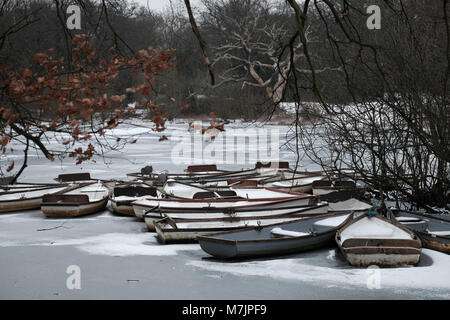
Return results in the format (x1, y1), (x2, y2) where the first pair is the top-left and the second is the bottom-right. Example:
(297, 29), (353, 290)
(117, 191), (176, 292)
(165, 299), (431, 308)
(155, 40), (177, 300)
(197, 212), (352, 259)
(393, 210), (450, 254)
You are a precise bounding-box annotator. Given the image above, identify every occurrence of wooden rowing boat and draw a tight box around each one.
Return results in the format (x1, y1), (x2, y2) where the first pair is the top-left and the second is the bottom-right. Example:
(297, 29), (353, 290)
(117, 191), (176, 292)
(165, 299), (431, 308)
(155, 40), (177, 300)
(54, 172), (94, 183)
(110, 182), (158, 216)
(312, 180), (357, 196)
(132, 187), (316, 219)
(197, 212), (352, 259)
(0, 184), (70, 213)
(264, 175), (327, 193)
(394, 210), (450, 254)
(336, 212), (422, 266)
(126, 164), (231, 182)
(144, 202), (329, 231)
(41, 182), (110, 217)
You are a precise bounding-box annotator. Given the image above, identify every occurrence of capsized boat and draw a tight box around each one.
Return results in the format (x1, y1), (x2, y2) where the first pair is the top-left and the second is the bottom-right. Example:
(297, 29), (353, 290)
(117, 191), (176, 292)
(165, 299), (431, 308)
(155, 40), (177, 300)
(110, 182), (158, 216)
(144, 202), (329, 231)
(394, 210), (450, 253)
(0, 184), (70, 213)
(197, 212), (352, 259)
(132, 187), (316, 219)
(41, 181), (110, 217)
(336, 212), (422, 266)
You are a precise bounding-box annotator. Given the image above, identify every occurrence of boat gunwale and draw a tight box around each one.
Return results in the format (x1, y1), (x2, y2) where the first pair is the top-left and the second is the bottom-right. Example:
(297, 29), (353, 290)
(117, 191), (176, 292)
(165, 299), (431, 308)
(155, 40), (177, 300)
(336, 212), (422, 255)
(196, 211), (351, 244)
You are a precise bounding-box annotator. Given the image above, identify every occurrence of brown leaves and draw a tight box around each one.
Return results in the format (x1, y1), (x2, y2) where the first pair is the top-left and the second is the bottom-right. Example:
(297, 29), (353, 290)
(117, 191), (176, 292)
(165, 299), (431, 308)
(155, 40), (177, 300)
(6, 161), (14, 172)
(159, 135), (168, 141)
(1, 33), (177, 167)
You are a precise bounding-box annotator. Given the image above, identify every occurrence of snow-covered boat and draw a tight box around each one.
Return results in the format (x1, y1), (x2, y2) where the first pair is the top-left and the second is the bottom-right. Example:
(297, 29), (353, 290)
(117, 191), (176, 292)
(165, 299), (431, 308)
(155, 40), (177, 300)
(328, 198), (372, 212)
(132, 187), (316, 219)
(126, 164), (231, 182)
(144, 202), (329, 231)
(0, 184), (70, 213)
(110, 183), (158, 216)
(312, 180), (357, 196)
(264, 175), (327, 193)
(336, 212), (422, 266)
(41, 182), (110, 217)
(394, 210), (450, 254)
(197, 212), (352, 259)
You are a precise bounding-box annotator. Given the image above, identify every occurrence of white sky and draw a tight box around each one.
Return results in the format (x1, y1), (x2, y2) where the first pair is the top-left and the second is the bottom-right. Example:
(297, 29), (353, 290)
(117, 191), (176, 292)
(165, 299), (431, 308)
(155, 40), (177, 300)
(131, 0), (201, 12)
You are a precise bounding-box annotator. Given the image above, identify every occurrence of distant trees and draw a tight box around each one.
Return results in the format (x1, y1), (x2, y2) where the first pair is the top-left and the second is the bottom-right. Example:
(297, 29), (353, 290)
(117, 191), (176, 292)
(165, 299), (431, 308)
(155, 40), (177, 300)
(0, 0), (448, 208)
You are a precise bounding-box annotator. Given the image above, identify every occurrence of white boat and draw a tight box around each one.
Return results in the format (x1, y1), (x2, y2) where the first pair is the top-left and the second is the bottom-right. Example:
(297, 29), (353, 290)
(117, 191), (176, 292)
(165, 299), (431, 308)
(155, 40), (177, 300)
(132, 187), (316, 219)
(0, 184), (70, 213)
(265, 175), (327, 193)
(144, 202), (329, 231)
(312, 180), (356, 195)
(41, 182), (110, 217)
(336, 212), (422, 267)
(328, 198), (372, 212)
(110, 182), (158, 216)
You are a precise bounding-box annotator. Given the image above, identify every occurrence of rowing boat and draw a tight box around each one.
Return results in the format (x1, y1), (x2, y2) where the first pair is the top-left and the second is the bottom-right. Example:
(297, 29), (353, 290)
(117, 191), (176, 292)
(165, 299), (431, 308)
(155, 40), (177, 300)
(144, 202), (329, 231)
(41, 182), (110, 217)
(0, 184), (70, 213)
(197, 212), (352, 259)
(394, 210), (450, 253)
(336, 212), (422, 266)
(312, 180), (357, 196)
(110, 182), (158, 216)
(132, 187), (316, 219)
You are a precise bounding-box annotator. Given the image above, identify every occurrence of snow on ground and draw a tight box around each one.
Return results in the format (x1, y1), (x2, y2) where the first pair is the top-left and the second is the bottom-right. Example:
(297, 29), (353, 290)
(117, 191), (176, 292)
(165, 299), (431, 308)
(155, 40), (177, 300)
(187, 249), (450, 299)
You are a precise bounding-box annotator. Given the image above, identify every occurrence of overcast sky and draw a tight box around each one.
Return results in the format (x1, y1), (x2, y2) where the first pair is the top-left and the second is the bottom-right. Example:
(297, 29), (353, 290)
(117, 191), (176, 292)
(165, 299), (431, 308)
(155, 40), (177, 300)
(131, 0), (201, 12)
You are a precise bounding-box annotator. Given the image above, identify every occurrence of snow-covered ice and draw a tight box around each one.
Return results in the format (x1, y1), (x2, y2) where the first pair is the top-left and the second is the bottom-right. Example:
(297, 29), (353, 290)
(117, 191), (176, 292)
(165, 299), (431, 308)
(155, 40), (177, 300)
(0, 120), (449, 299)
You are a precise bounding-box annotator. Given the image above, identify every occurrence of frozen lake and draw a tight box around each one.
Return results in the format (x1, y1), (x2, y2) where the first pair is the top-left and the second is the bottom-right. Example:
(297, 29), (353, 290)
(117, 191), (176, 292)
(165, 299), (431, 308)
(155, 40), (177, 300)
(0, 119), (449, 299)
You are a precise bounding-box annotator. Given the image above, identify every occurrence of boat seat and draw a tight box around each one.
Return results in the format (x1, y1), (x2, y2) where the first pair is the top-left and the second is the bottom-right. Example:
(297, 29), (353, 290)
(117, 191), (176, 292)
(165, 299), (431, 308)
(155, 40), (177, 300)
(57, 173), (91, 182)
(216, 190), (238, 197)
(42, 194), (89, 204)
(227, 179), (258, 187)
(319, 190), (361, 202)
(312, 180), (332, 187)
(270, 227), (310, 238)
(193, 191), (217, 199)
(114, 186), (157, 197)
(187, 164), (217, 172)
(334, 181), (356, 188)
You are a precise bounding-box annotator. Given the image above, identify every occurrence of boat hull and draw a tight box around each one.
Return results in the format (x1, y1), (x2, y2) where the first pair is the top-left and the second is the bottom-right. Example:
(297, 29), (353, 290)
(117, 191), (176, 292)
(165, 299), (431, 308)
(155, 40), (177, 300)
(336, 213), (422, 267)
(417, 233), (450, 254)
(342, 252), (421, 267)
(110, 200), (135, 216)
(200, 230), (335, 259)
(0, 197), (42, 213)
(42, 198), (108, 217)
(144, 203), (329, 232)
